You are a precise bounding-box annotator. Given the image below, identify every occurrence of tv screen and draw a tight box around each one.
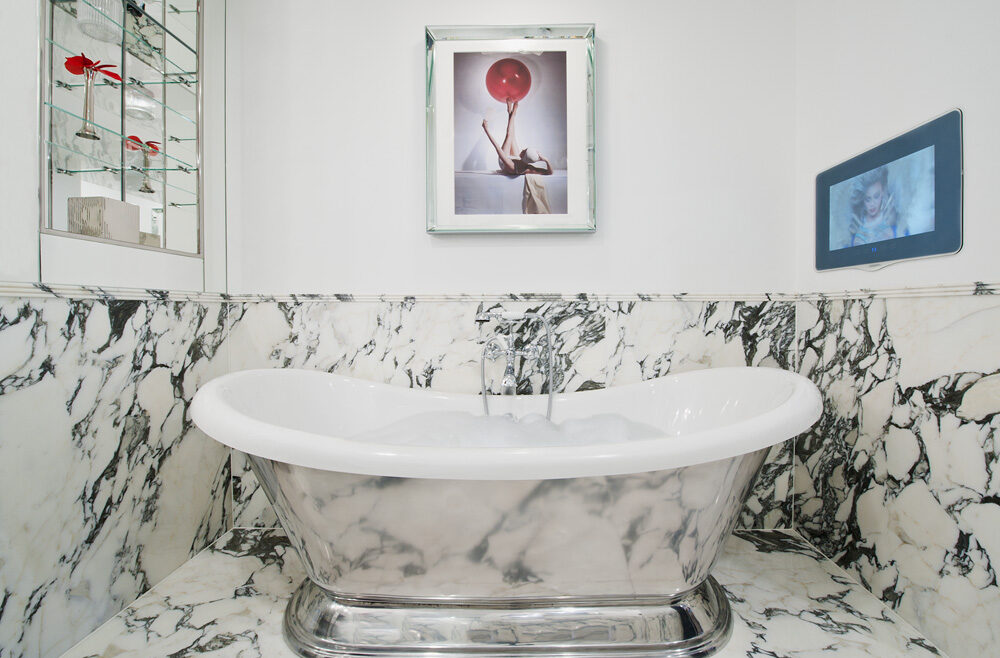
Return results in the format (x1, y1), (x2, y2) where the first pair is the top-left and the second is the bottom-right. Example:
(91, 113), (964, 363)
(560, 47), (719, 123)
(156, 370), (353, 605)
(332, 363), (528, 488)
(816, 111), (962, 271)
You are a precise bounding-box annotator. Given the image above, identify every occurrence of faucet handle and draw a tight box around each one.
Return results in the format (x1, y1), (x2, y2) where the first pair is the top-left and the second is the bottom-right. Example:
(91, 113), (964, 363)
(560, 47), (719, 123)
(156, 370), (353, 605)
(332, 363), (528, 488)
(518, 343), (542, 361)
(482, 336), (508, 360)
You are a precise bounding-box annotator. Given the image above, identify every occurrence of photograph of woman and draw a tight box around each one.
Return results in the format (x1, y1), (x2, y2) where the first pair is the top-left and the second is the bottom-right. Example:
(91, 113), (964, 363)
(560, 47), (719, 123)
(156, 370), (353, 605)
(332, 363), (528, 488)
(827, 145), (936, 251)
(453, 52), (568, 216)
(848, 166), (900, 246)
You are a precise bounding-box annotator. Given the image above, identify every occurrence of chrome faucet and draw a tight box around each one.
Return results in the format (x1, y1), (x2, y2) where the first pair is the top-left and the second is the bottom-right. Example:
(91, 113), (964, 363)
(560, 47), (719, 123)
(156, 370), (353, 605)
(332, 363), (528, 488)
(482, 335), (520, 396)
(476, 309), (555, 420)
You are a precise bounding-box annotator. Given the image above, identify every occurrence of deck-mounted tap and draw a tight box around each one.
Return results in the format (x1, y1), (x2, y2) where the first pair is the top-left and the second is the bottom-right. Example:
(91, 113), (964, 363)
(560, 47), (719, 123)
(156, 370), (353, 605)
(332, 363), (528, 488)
(480, 334), (519, 396)
(500, 355), (518, 395)
(476, 309), (556, 419)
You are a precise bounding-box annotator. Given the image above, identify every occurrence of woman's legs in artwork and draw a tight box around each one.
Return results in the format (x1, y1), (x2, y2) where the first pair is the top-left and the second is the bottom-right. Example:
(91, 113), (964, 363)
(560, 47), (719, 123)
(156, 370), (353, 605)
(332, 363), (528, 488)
(500, 99), (520, 157)
(483, 114), (516, 174)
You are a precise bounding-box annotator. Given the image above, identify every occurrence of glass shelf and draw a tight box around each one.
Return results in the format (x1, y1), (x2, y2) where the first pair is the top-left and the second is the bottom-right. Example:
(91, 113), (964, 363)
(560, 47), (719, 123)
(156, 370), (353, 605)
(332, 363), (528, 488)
(47, 103), (196, 169)
(48, 39), (197, 125)
(48, 141), (197, 197)
(55, 0), (196, 76)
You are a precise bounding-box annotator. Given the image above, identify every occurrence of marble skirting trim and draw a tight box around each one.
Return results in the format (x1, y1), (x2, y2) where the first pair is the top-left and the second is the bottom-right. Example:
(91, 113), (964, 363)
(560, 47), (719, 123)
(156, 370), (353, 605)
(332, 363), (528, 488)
(61, 528), (942, 657)
(794, 294), (1000, 657)
(226, 298), (797, 530)
(0, 297), (233, 658)
(0, 280), (998, 303)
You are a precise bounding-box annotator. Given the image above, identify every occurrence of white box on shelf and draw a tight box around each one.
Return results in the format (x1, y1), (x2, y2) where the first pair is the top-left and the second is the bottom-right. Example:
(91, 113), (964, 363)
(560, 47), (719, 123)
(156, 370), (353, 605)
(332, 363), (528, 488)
(67, 196), (141, 243)
(139, 231), (161, 247)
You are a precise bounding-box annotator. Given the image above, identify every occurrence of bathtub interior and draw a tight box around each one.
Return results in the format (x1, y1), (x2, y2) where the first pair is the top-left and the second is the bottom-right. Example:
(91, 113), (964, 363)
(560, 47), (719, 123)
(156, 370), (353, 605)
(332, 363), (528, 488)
(213, 366), (799, 442)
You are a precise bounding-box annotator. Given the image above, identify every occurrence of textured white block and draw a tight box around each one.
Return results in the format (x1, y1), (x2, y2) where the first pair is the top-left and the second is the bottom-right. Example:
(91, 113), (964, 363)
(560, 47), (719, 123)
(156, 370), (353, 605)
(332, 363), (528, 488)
(67, 197), (140, 243)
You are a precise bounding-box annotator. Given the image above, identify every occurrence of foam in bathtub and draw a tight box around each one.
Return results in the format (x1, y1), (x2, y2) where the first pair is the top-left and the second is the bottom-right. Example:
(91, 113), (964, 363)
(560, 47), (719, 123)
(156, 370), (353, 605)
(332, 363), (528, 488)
(351, 411), (664, 448)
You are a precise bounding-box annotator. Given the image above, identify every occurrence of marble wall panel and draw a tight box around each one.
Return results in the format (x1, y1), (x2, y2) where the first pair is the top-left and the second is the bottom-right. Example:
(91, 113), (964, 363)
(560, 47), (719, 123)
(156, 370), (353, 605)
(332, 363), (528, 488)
(0, 296), (232, 658)
(794, 295), (1000, 657)
(226, 298), (797, 530)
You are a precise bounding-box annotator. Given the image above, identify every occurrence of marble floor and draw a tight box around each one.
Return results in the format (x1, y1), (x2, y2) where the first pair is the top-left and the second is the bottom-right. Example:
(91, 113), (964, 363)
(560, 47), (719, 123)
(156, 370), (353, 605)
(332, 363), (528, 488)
(62, 528), (943, 658)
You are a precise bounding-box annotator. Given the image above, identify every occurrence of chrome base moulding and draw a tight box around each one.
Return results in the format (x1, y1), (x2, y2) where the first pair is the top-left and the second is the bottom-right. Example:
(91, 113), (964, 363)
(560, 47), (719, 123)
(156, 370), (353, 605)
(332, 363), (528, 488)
(283, 577), (733, 657)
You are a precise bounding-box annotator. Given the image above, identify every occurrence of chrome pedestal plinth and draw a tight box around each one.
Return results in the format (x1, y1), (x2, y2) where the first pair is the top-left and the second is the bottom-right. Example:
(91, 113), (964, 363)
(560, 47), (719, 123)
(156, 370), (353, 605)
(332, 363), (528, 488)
(283, 577), (733, 658)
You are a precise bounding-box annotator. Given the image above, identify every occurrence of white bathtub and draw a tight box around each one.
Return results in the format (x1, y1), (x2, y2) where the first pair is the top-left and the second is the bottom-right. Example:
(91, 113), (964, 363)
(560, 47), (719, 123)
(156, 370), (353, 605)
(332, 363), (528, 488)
(192, 366), (821, 657)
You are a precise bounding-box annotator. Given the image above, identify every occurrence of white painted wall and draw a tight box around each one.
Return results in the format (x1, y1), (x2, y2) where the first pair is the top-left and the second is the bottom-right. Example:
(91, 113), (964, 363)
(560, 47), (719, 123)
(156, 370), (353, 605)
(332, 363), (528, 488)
(226, 0), (797, 295)
(794, 0), (1000, 292)
(201, 0), (229, 292)
(0, 2), (41, 283)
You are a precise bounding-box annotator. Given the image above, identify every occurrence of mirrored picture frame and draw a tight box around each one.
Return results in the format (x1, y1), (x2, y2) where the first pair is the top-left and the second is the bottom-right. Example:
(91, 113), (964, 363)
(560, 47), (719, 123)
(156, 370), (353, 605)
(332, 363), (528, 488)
(426, 24), (596, 233)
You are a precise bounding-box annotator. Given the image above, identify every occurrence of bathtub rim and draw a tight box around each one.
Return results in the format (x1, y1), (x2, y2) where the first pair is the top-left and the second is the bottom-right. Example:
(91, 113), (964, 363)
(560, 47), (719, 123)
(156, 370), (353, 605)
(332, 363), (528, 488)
(191, 366), (821, 480)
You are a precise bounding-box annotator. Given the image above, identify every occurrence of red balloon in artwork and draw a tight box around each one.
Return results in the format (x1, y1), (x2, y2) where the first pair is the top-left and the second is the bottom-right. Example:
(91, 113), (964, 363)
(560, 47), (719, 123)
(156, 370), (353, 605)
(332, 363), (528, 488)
(485, 58), (532, 102)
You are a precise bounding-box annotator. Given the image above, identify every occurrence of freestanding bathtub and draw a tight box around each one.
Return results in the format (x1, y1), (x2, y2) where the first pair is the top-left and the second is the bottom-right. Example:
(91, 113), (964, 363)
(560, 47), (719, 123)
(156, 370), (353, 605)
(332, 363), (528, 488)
(192, 367), (821, 658)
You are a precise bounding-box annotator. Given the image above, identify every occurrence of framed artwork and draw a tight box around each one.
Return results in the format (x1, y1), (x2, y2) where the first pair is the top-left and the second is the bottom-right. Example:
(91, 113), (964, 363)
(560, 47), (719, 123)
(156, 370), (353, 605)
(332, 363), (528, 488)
(816, 110), (963, 271)
(425, 25), (596, 233)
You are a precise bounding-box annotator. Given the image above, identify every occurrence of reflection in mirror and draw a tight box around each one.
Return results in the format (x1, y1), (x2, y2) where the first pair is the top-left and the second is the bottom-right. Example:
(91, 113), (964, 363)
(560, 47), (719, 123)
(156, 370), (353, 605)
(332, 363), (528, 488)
(43, 0), (200, 255)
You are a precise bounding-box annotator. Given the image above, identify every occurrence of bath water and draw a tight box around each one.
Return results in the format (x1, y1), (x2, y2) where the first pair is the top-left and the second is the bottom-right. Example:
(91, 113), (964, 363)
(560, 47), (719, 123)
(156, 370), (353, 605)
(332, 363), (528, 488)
(351, 411), (664, 448)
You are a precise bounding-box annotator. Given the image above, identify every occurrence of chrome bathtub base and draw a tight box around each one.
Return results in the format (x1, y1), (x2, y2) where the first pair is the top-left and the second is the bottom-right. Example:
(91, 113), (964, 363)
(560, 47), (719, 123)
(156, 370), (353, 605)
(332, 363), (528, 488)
(283, 577), (733, 658)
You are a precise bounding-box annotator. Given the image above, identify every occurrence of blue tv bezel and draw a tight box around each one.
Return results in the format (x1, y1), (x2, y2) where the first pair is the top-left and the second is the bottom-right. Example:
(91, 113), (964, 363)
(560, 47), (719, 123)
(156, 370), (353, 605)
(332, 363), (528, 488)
(815, 110), (963, 271)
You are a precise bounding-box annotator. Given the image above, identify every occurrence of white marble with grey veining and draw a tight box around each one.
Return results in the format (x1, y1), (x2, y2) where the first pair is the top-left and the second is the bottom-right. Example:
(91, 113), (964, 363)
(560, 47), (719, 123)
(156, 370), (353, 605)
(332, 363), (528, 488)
(7, 283), (995, 658)
(0, 297), (232, 658)
(60, 527), (942, 657)
(795, 294), (1000, 657)
(225, 299), (797, 531)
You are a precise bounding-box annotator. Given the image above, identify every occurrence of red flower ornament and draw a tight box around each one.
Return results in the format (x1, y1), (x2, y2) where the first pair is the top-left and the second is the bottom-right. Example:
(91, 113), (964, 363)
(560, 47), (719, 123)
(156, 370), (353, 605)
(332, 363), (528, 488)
(64, 54), (122, 81)
(126, 135), (160, 152)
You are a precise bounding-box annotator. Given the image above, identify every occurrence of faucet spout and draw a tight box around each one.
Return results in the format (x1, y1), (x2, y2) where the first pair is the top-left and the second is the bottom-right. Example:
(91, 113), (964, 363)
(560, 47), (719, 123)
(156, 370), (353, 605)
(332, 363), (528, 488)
(500, 360), (518, 395)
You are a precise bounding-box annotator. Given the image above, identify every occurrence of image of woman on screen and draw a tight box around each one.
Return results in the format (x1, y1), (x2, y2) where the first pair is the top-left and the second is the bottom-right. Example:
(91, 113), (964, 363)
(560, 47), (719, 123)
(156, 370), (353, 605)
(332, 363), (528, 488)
(848, 166), (905, 246)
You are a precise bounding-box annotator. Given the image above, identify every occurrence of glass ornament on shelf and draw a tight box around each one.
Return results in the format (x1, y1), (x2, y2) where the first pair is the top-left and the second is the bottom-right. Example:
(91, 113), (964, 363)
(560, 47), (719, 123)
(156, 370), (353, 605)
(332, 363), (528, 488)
(76, 0), (122, 44)
(125, 135), (161, 194)
(125, 85), (158, 121)
(75, 69), (100, 140)
(64, 54), (122, 141)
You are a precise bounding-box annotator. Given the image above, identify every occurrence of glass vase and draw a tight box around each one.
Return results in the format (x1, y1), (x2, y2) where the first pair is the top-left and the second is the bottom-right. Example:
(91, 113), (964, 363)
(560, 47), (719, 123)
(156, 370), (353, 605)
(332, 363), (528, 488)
(138, 149), (155, 193)
(75, 70), (100, 140)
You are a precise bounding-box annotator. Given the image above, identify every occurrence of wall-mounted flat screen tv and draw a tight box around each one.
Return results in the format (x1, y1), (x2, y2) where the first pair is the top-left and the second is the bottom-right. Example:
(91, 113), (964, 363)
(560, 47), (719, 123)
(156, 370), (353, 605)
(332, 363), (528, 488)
(816, 110), (962, 271)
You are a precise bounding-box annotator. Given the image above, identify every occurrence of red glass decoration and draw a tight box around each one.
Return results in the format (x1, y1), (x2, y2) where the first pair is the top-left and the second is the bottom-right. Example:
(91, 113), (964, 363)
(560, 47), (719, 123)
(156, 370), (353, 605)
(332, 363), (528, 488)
(126, 135), (160, 152)
(64, 54), (122, 81)
(485, 58), (531, 103)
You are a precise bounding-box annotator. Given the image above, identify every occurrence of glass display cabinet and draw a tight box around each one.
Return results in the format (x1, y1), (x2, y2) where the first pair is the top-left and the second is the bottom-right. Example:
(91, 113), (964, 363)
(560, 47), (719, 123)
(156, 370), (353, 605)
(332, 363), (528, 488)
(41, 0), (201, 256)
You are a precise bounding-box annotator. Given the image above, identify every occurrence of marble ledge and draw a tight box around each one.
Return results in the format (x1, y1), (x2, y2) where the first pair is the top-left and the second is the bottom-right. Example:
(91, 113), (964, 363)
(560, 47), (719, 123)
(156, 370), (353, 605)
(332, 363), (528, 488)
(61, 528), (943, 658)
(0, 281), (997, 304)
